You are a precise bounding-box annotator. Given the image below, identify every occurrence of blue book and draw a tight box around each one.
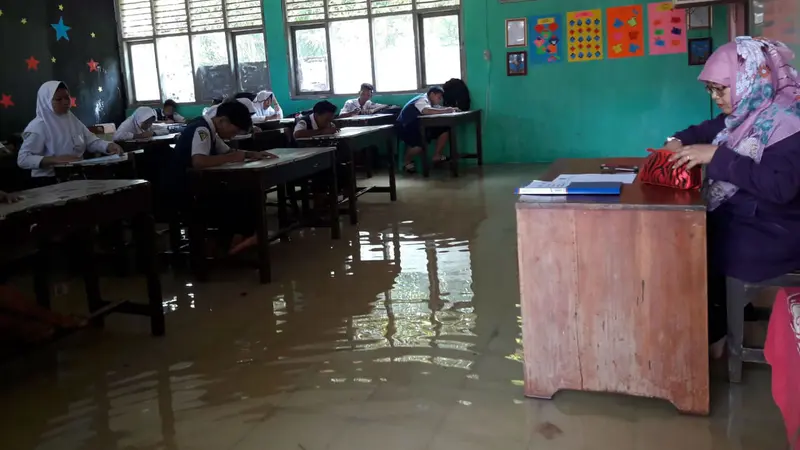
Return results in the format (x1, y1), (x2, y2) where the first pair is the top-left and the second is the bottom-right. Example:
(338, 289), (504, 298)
(517, 181), (622, 195)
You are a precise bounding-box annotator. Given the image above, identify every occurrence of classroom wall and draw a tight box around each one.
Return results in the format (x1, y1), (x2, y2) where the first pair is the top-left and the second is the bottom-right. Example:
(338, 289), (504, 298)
(756, 0), (800, 54)
(0, 0), (126, 140)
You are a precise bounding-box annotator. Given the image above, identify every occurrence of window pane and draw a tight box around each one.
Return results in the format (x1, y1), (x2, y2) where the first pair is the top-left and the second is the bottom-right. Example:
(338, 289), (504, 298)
(192, 32), (232, 101)
(372, 14), (416, 92)
(235, 33), (269, 92)
(130, 43), (161, 101)
(156, 35), (195, 102)
(422, 14), (461, 85)
(294, 28), (330, 92)
(330, 19), (372, 94)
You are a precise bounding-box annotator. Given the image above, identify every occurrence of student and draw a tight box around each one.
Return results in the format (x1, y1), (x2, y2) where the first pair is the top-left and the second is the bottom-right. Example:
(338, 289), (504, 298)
(253, 91), (283, 120)
(156, 99), (185, 123)
(202, 98), (224, 116)
(293, 101), (338, 139)
(206, 99), (261, 135)
(396, 86), (458, 174)
(17, 81), (123, 184)
(113, 107), (157, 141)
(168, 101), (266, 255)
(339, 83), (390, 118)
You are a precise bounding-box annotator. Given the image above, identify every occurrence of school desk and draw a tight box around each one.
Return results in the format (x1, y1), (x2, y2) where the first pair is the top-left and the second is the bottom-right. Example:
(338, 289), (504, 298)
(53, 151), (143, 182)
(226, 129), (287, 151)
(418, 109), (483, 178)
(189, 147), (339, 284)
(116, 132), (180, 152)
(254, 118), (296, 132)
(515, 158), (709, 415)
(295, 125), (397, 224)
(0, 180), (165, 336)
(334, 113), (396, 128)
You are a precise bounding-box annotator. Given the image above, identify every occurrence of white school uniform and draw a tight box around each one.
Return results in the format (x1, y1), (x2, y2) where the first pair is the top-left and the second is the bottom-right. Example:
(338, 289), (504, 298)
(191, 116), (232, 157)
(293, 113), (320, 134)
(340, 98), (387, 115)
(113, 107), (157, 141)
(253, 90), (283, 119)
(18, 80), (111, 177)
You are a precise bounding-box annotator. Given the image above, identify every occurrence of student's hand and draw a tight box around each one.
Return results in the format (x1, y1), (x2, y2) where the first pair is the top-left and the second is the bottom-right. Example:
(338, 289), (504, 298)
(669, 144), (718, 170)
(138, 131), (154, 139)
(452, 107), (461, 112)
(0, 191), (21, 203)
(165, 119), (175, 124)
(107, 143), (124, 155)
(229, 151), (247, 163)
(244, 151), (270, 160)
(322, 124), (337, 134)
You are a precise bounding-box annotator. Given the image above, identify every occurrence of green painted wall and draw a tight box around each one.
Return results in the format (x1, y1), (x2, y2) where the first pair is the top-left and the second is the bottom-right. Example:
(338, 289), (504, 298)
(169, 0), (730, 163)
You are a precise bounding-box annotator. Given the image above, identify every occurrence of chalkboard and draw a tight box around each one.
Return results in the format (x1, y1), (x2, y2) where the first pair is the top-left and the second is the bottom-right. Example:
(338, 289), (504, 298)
(238, 61), (269, 93)
(195, 65), (234, 102)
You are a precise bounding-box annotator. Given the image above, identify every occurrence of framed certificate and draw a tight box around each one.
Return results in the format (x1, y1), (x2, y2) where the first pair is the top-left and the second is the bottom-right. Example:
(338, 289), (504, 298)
(506, 18), (527, 47)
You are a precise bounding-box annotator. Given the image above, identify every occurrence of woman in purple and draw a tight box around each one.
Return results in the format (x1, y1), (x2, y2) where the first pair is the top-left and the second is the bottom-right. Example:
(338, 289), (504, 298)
(668, 37), (800, 357)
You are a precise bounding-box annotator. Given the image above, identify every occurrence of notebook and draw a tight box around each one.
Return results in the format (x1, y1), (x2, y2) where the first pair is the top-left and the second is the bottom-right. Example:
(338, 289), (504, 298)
(516, 181), (622, 195)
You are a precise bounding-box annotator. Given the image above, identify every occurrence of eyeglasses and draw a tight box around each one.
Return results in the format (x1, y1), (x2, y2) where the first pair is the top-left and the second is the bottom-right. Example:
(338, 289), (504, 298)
(705, 85), (728, 98)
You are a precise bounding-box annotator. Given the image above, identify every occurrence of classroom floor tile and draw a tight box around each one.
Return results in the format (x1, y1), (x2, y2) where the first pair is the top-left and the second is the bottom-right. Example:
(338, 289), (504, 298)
(0, 166), (790, 449)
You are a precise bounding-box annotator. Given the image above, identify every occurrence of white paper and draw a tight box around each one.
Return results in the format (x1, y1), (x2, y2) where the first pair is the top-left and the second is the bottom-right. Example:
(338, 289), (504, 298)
(552, 173), (637, 184)
(70, 154), (123, 165)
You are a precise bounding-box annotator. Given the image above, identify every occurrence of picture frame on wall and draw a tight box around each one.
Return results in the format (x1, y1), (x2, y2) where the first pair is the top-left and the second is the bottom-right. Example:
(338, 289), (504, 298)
(688, 37), (713, 66)
(506, 18), (527, 47)
(507, 51), (528, 76)
(687, 6), (713, 30)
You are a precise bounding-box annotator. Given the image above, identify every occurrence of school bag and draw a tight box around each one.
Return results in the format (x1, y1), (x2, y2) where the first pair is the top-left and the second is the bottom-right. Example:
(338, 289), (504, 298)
(443, 78), (471, 111)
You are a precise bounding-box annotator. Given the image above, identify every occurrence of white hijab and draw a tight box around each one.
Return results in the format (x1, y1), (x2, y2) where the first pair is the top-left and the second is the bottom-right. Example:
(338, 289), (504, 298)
(24, 80), (89, 157)
(205, 98), (256, 118)
(131, 106), (156, 130)
(253, 90), (281, 118)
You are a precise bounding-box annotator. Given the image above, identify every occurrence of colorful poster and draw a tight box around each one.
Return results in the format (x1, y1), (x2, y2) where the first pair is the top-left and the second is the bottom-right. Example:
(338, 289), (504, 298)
(566, 9), (604, 62)
(528, 14), (565, 64)
(605, 4), (645, 59)
(647, 2), (687, 55)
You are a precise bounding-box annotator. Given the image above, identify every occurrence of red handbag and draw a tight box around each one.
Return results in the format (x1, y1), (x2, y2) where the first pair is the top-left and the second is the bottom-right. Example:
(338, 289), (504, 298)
(639, 148), (702, 190)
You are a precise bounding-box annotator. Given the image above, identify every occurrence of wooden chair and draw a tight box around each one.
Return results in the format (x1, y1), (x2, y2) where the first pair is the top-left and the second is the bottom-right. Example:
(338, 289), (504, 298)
(726, 271), (800, 382)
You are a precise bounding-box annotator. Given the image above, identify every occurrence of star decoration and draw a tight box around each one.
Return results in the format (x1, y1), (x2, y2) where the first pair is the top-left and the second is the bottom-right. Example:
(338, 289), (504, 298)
(98, 87), (103, 93)
(51, 57), (57, 63)
(25, 56), (40, 71)
(90, 32), (96, 38)
(21, 18), (27, 25)
(0, 10), (4, 17)
(51, 17), (71, 41)
(0, 94), (14, 109)
(87, 59), (99, 72)
(58, 4), (64, 11)
(69, 97), (77, 108)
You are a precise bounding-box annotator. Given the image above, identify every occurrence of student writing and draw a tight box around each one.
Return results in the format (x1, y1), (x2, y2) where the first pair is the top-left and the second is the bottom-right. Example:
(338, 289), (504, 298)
(17, 81), (123, 184)
(396, 86), (458, 173)
(253, 91), (283, 120)
(156, 99), (185, 123)
(339, 83), (390, 118)
(293, 101), (338, 139)
(113, 107), (157, 141)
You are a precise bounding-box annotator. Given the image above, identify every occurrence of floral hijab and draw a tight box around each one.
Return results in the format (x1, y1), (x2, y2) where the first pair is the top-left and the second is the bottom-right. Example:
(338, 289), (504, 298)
(699, 37), (800, 210)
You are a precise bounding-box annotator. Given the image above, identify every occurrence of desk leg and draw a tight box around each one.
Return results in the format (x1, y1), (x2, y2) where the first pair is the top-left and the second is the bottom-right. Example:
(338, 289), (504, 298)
(277, 184), (290, 243)
(134, 213), (166, 336)
(344, 144), (358, 225)
(77, 231), (104, 316)
(300, 181), (310, 221)
(33, 242), (52, 309)
(386, 135), (397, 201)
(255, 178), (272, 284)
(419, 123), (431, 178)
(188, 195), (208, 282)
(476, 112), (484, 166)
(449, 126), (459, 178)
(329, 151), (341, 240)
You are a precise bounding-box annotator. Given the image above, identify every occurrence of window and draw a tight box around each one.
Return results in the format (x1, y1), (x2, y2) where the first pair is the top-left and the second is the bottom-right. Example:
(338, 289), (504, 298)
(284, 0), (462, 96)
(117, 0), (269, 103)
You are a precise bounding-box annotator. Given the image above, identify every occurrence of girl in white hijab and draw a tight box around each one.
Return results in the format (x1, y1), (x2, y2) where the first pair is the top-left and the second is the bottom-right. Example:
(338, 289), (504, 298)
(113, 106), (157, 141)
(253, 91), (283, 120)
(17, 81), (123, 181)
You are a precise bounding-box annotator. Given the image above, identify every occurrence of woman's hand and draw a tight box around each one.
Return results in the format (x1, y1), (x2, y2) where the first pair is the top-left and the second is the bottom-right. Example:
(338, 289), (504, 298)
(663, 138), (683, 151)
(107, 143), (124, 155)
(669, 144), (718, 170)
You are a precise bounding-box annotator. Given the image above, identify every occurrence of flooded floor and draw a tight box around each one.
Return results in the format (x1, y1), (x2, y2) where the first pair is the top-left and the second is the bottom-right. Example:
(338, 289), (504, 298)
(0, 166), (788, 449)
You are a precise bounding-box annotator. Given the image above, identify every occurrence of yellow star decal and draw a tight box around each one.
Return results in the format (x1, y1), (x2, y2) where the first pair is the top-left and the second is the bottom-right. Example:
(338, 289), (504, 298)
(90, 32), (96, 38)
(20, 18), (27, 24)
(51, 57), (56, 63)
(0, 10), (4, 17)
(58, 4), (64, 11)
(98, 87), (103, 92)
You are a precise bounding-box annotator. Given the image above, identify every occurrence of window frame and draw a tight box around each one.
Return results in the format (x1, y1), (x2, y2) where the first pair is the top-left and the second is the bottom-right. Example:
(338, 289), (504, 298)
(283, 1), (464, 99)
(114, 0), (271, 106)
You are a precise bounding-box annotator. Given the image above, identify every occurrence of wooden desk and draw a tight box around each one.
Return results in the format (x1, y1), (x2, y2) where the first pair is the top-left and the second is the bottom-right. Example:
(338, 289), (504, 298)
(516, 158), (709, 415)
(53, 152), (143, 182)
(0, 180), (165, 336)
(295, 125), (397, 224)
(227, 129), (287, 151)
(254, 118), (296, 132)
(190, 147), (339, 284)
(117, 133), (179, 152)
(334, 113), (396, 128)
(418, 110), (483, 178)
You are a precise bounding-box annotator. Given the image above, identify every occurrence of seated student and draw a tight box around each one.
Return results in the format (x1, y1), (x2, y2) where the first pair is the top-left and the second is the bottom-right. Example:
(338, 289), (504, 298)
(253, 91), (284, 120)
(234, 92), (257, 102)
(339, 83), (391, 118)
(396, 86), (459, 173)
(113, 106), (157, 141)
(156, 99), (185, 123)
(202, 98), (224, 116)
(293, 100), (338, 139)
(169, 101), (267, 255)
(17, 81), (123, 185)
(206, 98), (261, 134)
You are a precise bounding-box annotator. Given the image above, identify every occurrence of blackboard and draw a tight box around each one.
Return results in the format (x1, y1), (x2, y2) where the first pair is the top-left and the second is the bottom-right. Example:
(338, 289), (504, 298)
(195, 65), (234, 102)
(238, 61), (269, 93)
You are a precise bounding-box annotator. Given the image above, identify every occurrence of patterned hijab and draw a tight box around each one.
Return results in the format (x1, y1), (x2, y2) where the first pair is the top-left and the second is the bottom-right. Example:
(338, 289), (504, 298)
(699, 37), (800, 210)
